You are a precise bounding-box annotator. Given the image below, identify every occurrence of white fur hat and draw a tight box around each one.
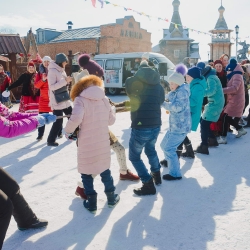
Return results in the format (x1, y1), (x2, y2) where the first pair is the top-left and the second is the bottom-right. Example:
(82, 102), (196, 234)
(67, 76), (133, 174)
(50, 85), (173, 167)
(141, 52), (149, 60)
(168, 72), (185, 86)
(73, 69), (89, 82)
(42, 56), (52, 62)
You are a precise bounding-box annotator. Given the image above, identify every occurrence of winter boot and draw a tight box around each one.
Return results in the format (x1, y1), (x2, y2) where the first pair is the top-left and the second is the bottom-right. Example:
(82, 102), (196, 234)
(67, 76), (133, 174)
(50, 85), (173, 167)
(181, 143), (195, 158)
(120, 170), (140, 181)
(162, 174), (182, 181)
(83, 194), (97, 213)
(150, 171), (162, 185)
(195, 144), (209, 155)
(105, 191), (120, 208)
(236, 128), (247, 138)
(18, 218), (48, 231)
(217, 136), (227, 144)
(160, 159), (168, 167)
(208, 137), (219, 147)
(133, 178), (156, 196)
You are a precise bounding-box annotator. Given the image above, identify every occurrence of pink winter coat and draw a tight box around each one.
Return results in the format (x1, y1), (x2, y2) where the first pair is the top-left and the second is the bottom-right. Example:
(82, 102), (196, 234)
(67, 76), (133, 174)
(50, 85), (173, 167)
(64, 85), (116, 175)
(223, 64), (245, 117)
(47, 61), (71, 110)
(0, 102), (38, 138)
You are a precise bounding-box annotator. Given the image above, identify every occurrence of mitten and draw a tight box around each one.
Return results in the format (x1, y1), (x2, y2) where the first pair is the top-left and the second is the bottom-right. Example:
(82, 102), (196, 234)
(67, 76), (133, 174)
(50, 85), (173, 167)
(65, 132), (77, 141)
(35, 115), (46, 127)
(39, 113), (56, 124)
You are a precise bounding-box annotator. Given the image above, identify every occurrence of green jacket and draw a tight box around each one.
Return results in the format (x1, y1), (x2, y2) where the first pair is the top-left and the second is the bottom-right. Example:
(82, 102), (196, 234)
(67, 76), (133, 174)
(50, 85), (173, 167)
(202, 69), (225, 122)
(189, 76), (206, 131)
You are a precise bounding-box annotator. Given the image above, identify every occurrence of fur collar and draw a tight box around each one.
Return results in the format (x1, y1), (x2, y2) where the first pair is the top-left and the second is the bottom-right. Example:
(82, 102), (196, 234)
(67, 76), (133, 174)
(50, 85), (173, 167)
(70, 75), (103, 101)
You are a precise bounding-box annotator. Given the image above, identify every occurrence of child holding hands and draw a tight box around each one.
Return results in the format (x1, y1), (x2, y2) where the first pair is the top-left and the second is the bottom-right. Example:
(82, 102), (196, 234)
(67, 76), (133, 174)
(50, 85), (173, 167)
(160, 65), (191, 180)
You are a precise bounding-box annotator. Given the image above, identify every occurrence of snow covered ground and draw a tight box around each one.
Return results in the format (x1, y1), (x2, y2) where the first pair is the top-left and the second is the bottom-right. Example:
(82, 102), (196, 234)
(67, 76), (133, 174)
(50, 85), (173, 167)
(1, 95), (250, 250)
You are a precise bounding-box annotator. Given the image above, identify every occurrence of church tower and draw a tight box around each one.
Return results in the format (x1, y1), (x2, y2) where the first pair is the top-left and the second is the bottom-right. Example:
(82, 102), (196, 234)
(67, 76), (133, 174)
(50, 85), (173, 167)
(153, 0), (199, 65)
(209, 1), (233, 60)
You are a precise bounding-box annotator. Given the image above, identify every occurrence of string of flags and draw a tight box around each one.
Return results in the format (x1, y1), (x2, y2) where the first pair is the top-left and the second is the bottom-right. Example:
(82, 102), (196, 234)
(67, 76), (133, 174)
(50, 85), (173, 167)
(88, 0), (250, 42)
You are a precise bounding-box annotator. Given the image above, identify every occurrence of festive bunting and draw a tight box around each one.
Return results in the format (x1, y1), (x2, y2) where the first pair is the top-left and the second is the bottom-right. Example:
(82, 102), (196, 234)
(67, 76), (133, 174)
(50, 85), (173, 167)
(91, 0), (96, 7)
(86, 0), (250, 41)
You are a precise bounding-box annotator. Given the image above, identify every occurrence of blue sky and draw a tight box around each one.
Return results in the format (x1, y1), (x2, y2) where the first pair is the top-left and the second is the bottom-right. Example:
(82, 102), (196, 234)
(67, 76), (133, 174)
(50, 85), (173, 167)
(0, 0), (249, 60)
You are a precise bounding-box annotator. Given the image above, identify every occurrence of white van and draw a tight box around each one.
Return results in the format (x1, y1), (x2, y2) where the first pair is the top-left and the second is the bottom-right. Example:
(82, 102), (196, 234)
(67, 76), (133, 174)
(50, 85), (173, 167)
(94, 52), (175, 95)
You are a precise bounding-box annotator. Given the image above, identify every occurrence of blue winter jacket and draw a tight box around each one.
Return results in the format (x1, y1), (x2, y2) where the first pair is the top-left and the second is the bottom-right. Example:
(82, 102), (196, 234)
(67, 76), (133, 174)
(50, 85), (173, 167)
(202, 69), (225, 122)
(125, 63), (165, 129)
(162, 84), (191, 134)
(189, 76), (207, 131)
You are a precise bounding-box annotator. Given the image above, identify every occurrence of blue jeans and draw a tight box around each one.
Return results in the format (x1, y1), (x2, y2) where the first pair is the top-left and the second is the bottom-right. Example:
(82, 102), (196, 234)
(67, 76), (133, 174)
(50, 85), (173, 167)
(160, 131), (186, 177)
(129, 127), (161, 183)
(81, 169), (115, 196)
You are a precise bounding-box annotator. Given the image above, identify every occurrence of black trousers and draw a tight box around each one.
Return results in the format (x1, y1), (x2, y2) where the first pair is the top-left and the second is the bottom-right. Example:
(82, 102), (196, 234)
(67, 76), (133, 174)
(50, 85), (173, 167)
(38, 112), (62, 138)
(221, 113), (242, 137)
(0, 168), (37, 249)
(0, 190), (13, 250)
(47, 106), (72, 143)
(200, 118), (214, 146)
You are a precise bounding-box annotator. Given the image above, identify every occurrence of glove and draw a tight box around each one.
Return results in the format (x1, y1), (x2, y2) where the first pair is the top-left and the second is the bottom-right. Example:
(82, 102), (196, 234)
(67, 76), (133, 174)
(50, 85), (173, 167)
(35, 115), (46, 128)
(65, 132), (77, 141)
(35, 114), (56, 127)
(39, 113), (57, 124)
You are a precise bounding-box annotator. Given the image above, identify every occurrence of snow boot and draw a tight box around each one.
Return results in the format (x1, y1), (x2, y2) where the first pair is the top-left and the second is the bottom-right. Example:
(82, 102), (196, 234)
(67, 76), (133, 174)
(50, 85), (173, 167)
(236, 128), (247, 138)
(195, 144), (209, 155)
(150, 171), (162, 185)
(208, 137), (219, 147)
(160, 159), (168, 167)
(162, 174), (182, 181)
(18, 218), (48, 231)
(83, 194), (97, 213)
(217, 136), (227, 144)
(105, 191), (120, 208)
(133, 178), (156, 196)
(181, 143), (195, 158)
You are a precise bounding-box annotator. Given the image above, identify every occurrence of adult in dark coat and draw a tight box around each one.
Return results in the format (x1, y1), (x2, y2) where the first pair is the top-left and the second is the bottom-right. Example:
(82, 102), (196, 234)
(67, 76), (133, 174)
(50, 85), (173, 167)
(125, 60), (165, 196)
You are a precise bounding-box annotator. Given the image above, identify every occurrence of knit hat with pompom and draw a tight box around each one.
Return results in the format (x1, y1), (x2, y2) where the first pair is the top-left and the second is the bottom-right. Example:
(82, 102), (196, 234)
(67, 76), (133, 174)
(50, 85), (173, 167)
(78, 54), (104, 77)
(168, 64), (188, 86)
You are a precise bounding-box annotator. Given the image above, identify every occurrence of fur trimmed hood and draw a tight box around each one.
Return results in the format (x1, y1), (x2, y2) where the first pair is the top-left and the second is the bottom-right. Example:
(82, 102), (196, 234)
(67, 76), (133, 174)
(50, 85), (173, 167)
(70, 75), (104, 101)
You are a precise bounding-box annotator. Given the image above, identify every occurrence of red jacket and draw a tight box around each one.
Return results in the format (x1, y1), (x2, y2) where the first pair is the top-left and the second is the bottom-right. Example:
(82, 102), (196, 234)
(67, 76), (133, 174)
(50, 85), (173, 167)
(34, 73), (51, 112)
(0, 72), (11, 93)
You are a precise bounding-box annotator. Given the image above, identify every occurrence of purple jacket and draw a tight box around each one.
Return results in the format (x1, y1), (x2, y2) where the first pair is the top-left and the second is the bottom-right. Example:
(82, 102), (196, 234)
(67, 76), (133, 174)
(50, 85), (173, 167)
(0, 102), (38, 138)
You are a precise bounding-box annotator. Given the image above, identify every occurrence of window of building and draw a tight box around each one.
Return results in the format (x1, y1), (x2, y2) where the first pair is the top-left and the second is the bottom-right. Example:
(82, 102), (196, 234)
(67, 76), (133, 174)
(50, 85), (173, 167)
(174, 50), (180, 58)
(128, 22), (134, 28)
(105, 59), (122, 70)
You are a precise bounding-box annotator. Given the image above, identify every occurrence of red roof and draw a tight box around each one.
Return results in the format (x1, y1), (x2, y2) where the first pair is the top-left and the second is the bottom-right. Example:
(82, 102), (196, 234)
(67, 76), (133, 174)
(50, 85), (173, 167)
(0, 34), (26, 54)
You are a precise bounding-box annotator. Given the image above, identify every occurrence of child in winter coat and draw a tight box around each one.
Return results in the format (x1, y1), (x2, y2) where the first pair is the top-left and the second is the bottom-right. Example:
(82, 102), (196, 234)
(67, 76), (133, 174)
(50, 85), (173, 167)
(196, 62), (224, 154)
(160, 64), (191, 180)
(179, 66), (207, 158)
(64, 75), (119, 213)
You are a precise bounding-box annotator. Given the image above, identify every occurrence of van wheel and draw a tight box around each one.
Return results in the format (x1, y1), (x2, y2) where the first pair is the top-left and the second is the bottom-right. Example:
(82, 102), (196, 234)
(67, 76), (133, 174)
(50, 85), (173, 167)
(108, 88), (121, 95)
